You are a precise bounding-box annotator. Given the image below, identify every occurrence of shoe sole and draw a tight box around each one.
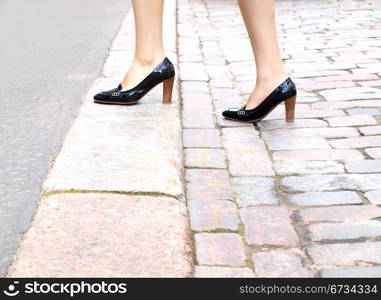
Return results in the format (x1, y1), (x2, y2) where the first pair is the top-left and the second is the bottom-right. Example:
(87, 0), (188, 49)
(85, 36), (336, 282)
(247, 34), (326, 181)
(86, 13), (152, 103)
(94, 99), (139, 105)
(223, 97), (295, 123)
(223, 102), (280, 123)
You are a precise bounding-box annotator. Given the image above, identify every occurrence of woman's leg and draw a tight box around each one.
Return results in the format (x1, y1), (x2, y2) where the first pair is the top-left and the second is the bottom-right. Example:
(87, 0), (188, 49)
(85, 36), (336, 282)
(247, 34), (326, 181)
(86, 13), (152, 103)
(121, 0), (165, 90)
(238, 0), (288, 109)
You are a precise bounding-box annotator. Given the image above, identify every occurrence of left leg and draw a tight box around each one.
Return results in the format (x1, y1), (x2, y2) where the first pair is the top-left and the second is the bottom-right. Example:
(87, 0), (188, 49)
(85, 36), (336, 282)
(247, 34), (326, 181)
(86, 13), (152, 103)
(121, 0), (166, 90)
(238, 0), (288, 110)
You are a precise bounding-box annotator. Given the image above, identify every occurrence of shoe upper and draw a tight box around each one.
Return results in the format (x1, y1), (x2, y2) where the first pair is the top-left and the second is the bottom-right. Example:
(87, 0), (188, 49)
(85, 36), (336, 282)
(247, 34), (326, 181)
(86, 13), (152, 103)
(222, 77), (297, 122)
(94, 57), (175, 103)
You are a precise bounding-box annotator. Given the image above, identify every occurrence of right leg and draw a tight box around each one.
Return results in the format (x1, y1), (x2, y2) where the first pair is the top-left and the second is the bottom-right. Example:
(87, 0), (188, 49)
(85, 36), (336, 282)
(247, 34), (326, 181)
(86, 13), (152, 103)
(237, 0), (288, 110)
(121, 0), (165, 90)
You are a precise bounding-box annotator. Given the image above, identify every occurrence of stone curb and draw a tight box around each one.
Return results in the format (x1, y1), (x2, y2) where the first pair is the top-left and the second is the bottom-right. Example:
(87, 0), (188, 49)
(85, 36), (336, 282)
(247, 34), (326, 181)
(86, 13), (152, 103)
(8, 1), (193, 277)
(8, 193), (192, 277)
(43, 2), (184, 200)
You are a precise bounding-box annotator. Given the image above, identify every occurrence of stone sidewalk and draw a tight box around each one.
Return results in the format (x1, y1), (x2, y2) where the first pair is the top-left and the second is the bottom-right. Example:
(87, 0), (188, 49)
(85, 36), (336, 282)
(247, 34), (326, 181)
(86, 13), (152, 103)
(179, 0), (381, 277)
(5, 0), (381, 278)
(7, 1), (193, 277)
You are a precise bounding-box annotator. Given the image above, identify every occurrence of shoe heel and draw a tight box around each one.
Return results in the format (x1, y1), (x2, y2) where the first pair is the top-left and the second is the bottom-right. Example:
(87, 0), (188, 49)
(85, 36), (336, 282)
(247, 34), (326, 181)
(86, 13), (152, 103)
(285, 96), (296, 122)
(163, 76), (175, 104)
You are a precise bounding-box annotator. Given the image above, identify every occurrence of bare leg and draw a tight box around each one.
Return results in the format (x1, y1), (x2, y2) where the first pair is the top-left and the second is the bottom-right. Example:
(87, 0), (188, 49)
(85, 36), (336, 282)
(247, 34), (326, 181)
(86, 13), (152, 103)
(238, 0), (288, 109)
(121, 0), (165, 90)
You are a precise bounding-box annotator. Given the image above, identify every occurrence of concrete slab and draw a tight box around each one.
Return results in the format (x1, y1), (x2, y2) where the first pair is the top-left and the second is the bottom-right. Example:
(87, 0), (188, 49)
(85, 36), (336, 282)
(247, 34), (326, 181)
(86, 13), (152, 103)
(8, 194), (192, 277)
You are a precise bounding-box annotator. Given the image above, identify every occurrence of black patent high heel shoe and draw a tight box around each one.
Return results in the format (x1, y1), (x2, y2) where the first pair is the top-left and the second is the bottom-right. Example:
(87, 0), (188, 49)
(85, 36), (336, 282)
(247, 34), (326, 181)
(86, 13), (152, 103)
(222, 77), (297, 123)
(94, 57), (175, 105)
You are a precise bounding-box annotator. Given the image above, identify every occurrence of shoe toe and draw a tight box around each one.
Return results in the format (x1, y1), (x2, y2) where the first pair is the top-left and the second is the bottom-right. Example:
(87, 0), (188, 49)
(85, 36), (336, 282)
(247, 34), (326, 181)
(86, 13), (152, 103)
(222, 108), (239, 118)
(94, 92), (106, 101)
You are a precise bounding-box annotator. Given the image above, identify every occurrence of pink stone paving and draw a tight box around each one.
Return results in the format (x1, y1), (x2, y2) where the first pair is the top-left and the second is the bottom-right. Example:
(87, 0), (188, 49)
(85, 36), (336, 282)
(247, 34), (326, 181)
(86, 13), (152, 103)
(180, 0), (381, 278)
(195, 233), (246, 266)
(8, 194), (192, 277)
(9, 0), (381, 279)
(195, 266), (255, 278)
(252, 250), (314, 278)
(240, 207), (299, 247)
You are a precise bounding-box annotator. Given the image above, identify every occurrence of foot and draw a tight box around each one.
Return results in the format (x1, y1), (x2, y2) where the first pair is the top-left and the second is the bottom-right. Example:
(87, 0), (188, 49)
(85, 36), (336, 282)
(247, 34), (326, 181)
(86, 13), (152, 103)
(93, 58), (175, 105)
(245, 74), (289, 110)
(121, 56), (165, 90)
(222, 77), (296, 123)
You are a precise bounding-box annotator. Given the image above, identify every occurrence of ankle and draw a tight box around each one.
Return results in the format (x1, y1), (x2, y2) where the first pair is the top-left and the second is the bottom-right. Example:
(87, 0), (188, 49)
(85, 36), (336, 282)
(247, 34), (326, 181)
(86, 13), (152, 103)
(245, 72), (289, 109)
(121, 54), (166, 90)
(256, 72), (288, 89)
(133, 55), (165, 68)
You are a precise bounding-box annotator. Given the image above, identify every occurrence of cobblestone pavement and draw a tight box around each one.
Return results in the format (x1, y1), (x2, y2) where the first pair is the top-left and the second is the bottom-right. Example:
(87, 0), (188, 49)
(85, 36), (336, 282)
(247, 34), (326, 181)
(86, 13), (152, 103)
(179, 0), (381, 277)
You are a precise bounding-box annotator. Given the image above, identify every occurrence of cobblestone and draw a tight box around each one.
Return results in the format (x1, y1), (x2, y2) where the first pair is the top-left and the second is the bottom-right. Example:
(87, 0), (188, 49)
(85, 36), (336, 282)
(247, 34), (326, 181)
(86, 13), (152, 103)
(347, 108), (380, 116)
(273, 149), (364, 161)
(287, 191), (362, 206)
(252, 250), (314, 278)
(326, 115), (377, 127)
(183, 129), (222, 148)
(185, 148), (226, 169)
(195, 266), (255, 278)
(281, 174), (381, 192)
(308, 221), (381, 242)
(233, 177), (280, 206)
(195, 233), (246, 266)
(224, 147), (274, 177)
(365, 148), (381, 159)
(321, 267), (381, 278)
(179, 63), (208, 81)
(307, 242), (381, 268)
(274, 160), (345, 175)
(359, 126), (381, 135)
(186, 169), (233, 201)
(364, 190), (381, 204)
(319, 87), (381, 102)
(330, 136), (381, 149)
(179, 0), (381, 278)
(188, 199), (239, 231)
(240, 207), (299, 247)
(298, 205), (381, 222)
(345, 160), (381, 173)
(182, 109), (215, 128)
(264, 137), (331, 151)
(261, 127), (359, 139)
(259, 119), (328, 130)
(312, 100), (381, 110)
